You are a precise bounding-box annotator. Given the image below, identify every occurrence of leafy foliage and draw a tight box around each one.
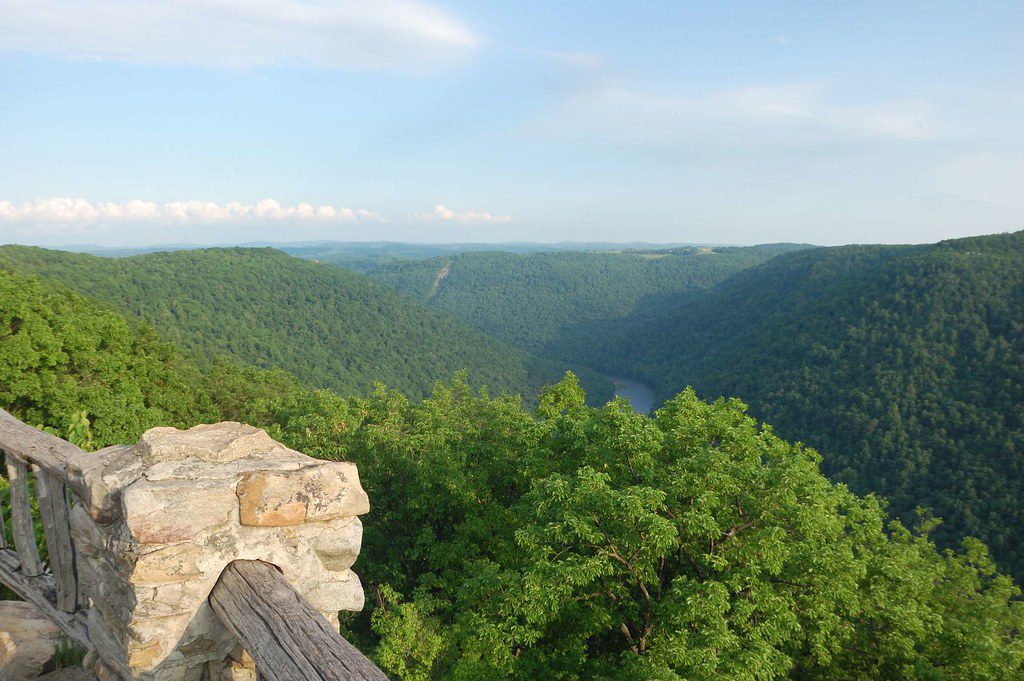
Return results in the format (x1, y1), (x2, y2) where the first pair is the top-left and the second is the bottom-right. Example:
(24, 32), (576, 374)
(607, 231), (1024, 578)
(0, 246), (613, 404)
(255, 374), (1024, 680)
(0, 268), (223, 445)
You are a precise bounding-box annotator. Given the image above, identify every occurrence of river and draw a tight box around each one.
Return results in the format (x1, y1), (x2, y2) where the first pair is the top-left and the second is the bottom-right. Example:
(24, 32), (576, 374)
(608, 376), (656, 414)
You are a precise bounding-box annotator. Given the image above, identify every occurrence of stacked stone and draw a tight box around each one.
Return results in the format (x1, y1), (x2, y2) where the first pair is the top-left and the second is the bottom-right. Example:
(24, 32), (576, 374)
(66, 423), (369, 681)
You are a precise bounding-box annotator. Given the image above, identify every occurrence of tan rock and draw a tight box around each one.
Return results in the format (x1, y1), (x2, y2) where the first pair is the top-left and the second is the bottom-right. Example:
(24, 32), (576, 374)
(0, 600), (64, 681)
(303, 570), (365, 613)
(236, 462), (369, 527)
(66, 444), (146, 522)
(128, 543), (205, 588)
(69, 421), (370, 680)
(126, 638), (165, 670)
(312, 517), (363, 571)
(133, 423), (278, 466)
(144, 450), (307, 483)
(123, 479), (236, 544)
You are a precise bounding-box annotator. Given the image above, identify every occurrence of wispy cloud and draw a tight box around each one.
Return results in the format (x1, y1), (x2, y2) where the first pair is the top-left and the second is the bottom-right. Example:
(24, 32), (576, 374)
(536, 50), (604, 69)
(414, 204), (512, 223)
(0, 198), (385, 227)
(0, 0), (480, 72)
(529, 80), (933, 154)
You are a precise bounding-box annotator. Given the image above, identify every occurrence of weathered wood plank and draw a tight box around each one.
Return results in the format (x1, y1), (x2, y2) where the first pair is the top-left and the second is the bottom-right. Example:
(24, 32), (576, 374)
(35, 468), (78, 611)
(209, 560), (389, 681)
(0, 408), (82, 472)
(6, 455), (43, 576)
(0, 457), (7, 550)
(0, 548), (91, 649)
(0, 409), (88, 500)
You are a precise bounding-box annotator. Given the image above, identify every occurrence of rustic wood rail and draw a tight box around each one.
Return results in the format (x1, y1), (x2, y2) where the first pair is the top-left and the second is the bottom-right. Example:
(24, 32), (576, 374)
(0, 408), (389, 680)
(210, 560), (389, 681)
(0, 407), (90, 649)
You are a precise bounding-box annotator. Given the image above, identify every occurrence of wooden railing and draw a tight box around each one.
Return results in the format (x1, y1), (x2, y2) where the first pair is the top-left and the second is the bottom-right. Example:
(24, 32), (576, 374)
(0, 408), (389, 680)
(210, 560), (388, 680)
(0, 408), (90, 649)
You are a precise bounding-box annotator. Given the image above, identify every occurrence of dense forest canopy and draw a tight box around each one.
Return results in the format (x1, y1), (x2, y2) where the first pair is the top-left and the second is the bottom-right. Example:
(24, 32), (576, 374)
(598, 231), (1024, 578)
(322, 232), (1024, 582)
(0, 268), (298, 447)
(0, 246), (612, 403)
(1, 274), (1021, 678)
(354, 244), (808, 358)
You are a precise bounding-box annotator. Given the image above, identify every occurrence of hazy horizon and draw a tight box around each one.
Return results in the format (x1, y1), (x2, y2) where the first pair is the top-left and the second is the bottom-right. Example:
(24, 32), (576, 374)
(8, 229), (1024, 253)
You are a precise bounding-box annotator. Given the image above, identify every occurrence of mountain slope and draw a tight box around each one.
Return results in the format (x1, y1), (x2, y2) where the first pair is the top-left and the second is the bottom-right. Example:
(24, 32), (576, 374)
(0, 268), (302, 447)
(356, 244), (810, 360)
(610, 231), (1024, 575)
(0, 246), (612, 402)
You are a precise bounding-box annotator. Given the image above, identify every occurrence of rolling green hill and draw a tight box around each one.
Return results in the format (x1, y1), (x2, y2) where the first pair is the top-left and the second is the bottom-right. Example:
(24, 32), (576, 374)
(604, 231), (1024, 576)
(355, 244), (810, 360)
(0, 268), (298, 447)
(0, 246), (613, 403)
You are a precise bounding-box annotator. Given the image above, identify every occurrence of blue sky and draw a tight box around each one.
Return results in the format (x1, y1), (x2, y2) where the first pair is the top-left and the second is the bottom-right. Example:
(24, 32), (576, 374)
(1, 1), (1021, 246)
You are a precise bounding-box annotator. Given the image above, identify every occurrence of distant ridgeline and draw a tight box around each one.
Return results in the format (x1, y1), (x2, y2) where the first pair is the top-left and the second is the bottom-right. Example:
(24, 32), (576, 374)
(0, 246), (613, 404)
(353, 244), (809, 358)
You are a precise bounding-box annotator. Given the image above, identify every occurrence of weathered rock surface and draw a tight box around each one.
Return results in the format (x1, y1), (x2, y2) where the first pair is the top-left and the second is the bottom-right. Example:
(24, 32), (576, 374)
(0, 600), (64, 681)
(69, 422), (369, 681)
(132, 424), (278, 466)
(236, 462), (369, 526)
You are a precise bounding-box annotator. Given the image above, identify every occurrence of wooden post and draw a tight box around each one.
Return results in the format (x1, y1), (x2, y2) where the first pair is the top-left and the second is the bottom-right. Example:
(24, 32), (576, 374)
(5, 455), (43, 576)
(35, 468), (78, 611)
(209, 560), (389, 681)
(0, 550), (91, 648)
(0, 452), (8, 550)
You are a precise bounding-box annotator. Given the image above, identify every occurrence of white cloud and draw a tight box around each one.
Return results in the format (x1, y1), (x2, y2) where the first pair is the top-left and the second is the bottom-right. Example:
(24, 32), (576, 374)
(415, 204), (512, 223)
(0, 198), (385, 227)
(0, 0), (479, 72)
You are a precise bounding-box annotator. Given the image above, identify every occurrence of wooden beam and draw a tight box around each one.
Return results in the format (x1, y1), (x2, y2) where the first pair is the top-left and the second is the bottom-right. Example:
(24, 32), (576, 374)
(209, 560), (389, 681)
(35, 469), (78, 612)
(0, 549), (91, 649)
(0, 409), (88, 501)
(0, 466), (7, 550)
(6, 455), (43, 576)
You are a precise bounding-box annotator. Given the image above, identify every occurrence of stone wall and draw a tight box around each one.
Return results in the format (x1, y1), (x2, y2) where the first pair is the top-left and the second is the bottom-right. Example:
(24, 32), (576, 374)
(65, 423), (369, 681)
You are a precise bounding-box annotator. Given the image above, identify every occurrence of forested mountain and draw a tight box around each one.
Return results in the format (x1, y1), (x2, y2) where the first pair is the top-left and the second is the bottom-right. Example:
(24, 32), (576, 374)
(354, 244), (808, 358)
(0, 269), (293, 448)
(2, 262), (1022, 679)
(599, 231), (1024, 577)
(0, 246), (612, 403)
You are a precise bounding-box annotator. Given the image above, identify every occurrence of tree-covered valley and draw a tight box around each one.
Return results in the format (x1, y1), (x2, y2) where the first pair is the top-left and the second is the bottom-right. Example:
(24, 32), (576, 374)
(317, 232), (1024, 585)
(1, 265), (1021, 679)
(354, 244), (809, 358)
